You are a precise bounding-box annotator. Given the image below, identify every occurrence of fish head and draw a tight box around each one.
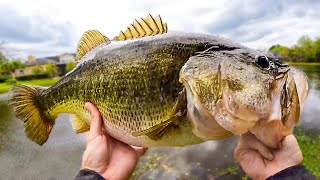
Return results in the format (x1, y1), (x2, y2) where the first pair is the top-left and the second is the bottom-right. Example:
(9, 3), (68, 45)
(179, 49), (309, 148)
(250, 66), (309, 148)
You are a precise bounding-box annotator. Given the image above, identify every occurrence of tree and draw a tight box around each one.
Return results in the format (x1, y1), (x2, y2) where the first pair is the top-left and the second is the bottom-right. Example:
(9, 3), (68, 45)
(43, 63), (58, 77)
(32, 65), (44, 75)
(0, 53), (6, 63)
(269, 44), (290, 61)
(0, 41), (8, 63)
(297, 36), (315, 62)
(269, 35), (320, 62)
(313, 39), (320, 61)
(66, 61), (76, 72)
(3, 60), (25, 80)
(0, 42), (8, 77)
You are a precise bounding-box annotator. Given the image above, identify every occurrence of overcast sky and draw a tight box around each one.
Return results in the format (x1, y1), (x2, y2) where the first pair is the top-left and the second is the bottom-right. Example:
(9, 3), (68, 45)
(0, 0), (320, 60)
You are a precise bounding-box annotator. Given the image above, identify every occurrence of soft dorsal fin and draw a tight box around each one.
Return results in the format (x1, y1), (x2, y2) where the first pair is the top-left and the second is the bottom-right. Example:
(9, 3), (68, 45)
(113, 14), (168, 41)
(76, 30), (110, 62)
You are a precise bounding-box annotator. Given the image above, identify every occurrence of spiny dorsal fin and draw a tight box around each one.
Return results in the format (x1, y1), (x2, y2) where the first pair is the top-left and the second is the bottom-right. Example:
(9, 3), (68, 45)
(113, 14), (168, 41)
(76, 30), (110, 62)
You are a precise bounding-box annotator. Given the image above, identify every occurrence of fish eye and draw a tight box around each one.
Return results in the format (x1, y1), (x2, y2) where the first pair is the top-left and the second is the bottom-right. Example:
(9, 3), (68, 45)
(256, 56), (269, 68)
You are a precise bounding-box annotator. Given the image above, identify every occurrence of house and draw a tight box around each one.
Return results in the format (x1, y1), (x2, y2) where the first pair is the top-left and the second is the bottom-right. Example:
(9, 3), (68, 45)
(15, 53), (76, 77)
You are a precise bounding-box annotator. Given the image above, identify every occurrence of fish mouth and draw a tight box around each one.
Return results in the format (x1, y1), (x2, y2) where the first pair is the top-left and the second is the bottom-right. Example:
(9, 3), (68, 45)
(250, 68), (309, 148)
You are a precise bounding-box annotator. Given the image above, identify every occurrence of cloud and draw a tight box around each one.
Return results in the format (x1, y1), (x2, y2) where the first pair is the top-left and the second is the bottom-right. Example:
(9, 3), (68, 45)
(0, 4), (76, 59)
(1, 0), (320, 59)
(203, 0), (320, 49)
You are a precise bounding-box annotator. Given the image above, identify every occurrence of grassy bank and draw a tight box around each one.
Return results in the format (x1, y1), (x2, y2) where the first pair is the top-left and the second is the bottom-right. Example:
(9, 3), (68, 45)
(295, 128), (320, 178)
(286, 62), (320, 66)
(0, 77), (62, 94)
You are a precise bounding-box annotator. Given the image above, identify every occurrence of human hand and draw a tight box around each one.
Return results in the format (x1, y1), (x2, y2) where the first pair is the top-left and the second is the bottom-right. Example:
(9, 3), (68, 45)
(234, 132), (302, 180)
(81, 102), (148, 180)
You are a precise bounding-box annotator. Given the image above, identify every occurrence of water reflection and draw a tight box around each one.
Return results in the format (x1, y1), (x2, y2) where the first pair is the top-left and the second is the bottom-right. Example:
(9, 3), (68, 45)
(0, 65), (319, 179)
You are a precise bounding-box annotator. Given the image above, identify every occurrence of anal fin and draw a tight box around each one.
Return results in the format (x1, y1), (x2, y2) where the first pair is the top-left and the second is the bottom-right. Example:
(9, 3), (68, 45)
(71, 115), (90, 133)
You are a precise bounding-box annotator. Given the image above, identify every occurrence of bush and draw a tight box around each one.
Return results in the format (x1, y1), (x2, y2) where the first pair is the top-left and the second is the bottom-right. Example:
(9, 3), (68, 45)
(0, 76), (8, 83)
(43, 63), (58, 77)
(16, 73), (50, 80)
(66, 61), (76, 72)
(5, 79), (17, 85)
(31, 65), (44, 75)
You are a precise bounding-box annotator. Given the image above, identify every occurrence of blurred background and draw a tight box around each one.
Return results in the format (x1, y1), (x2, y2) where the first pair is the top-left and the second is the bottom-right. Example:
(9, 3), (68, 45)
(0, 0), (319, 179)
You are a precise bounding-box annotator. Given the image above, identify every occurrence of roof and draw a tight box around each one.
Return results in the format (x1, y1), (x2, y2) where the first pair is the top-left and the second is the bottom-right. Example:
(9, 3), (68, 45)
(26, 57), (59, 66)
(25, 53), (76, 66)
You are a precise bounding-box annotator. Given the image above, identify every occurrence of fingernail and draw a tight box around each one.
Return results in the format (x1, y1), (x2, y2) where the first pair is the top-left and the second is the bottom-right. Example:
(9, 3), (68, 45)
(84, 102), (90, 108)
(267, 152), (274, 160)
(84, 103), (92, 113)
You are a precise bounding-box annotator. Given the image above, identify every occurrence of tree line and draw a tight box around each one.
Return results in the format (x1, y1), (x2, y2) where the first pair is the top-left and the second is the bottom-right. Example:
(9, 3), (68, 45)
(269, 36), (320, 62)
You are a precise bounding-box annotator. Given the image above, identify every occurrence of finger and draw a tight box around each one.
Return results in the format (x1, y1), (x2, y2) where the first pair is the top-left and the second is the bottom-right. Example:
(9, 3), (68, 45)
(241, 133), (274, 160)
(282, 134), (298, 147)
(85, 102), (103, 140)
(132, 146), (148, 157)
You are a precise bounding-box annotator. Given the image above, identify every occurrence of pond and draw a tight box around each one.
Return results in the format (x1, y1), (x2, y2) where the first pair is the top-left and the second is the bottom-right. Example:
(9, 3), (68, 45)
(0, 65), (319, 179)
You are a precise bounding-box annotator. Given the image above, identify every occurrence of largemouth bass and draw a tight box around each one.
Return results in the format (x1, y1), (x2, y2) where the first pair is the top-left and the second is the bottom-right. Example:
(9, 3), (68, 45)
(9, 15), (309, 148)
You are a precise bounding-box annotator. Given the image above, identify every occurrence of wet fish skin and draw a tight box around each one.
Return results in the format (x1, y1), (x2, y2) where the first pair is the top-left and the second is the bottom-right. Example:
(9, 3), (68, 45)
(8, 32), (308, 148)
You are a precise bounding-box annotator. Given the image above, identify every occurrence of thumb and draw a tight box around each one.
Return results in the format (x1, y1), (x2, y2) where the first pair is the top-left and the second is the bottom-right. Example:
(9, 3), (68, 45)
(133, 147), (148, 158)
(85, 102), (103, 142)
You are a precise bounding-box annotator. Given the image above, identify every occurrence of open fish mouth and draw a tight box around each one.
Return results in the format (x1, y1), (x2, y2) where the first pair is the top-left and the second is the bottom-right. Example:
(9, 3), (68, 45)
(250, 67), (309, 148)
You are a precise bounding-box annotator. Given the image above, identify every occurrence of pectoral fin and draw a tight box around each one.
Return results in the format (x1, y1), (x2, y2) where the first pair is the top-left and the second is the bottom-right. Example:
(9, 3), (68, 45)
(133, 89), (187, 141)
(133, 116), (177, 141)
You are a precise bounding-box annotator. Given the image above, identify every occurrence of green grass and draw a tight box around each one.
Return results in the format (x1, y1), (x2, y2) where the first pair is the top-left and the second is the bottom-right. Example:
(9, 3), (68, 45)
(0, 77), (62, 94)
(286, 62), (320, 66)
(295, 128), (320, 178)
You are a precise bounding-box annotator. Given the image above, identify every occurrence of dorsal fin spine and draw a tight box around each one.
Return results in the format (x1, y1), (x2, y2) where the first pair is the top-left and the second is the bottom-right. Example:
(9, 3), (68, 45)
(145, 14), (159, 35)
(140, 18), (153, 35)
(129, 24), (139, 38)
(113, 15), (167, 41)
(134, 19), (146, 36)
(154, 15), (164, 33)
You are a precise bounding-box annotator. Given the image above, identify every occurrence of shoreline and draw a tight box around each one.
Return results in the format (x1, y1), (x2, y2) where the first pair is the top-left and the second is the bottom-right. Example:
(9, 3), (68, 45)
(287, 62), (320, 66)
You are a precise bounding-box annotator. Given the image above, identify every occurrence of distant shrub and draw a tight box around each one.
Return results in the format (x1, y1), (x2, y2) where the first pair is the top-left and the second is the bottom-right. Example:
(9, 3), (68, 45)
(31, 65), (44, 75)
(0, 76), (8, 83)
(43, 63), (58, 77)
(5, 79), (17, 85)
(66, 61), (76, 72)
(16, 73), (50, 80)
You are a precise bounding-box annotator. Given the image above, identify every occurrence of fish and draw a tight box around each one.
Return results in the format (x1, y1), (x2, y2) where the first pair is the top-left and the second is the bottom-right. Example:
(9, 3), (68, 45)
(8, 15), (309, 148)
